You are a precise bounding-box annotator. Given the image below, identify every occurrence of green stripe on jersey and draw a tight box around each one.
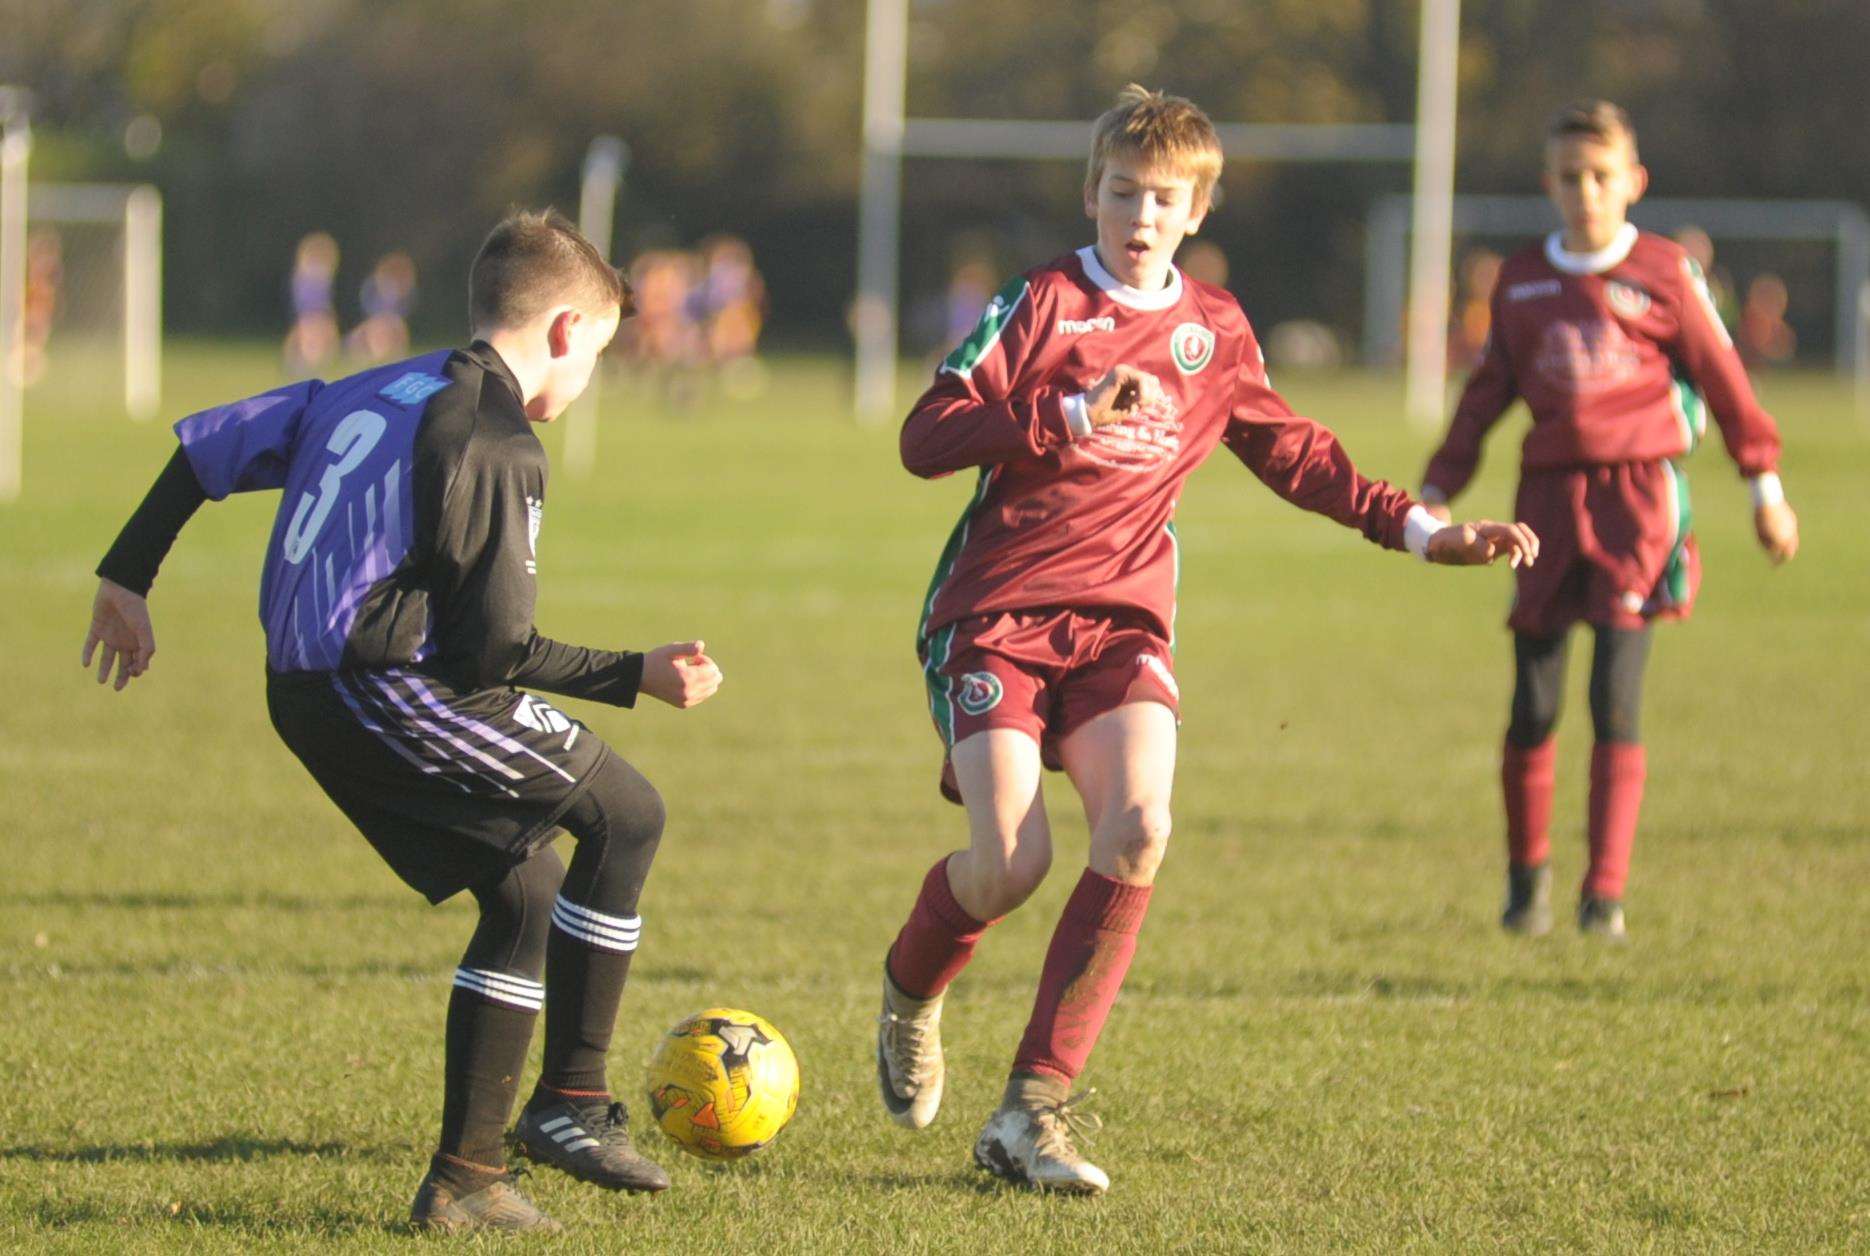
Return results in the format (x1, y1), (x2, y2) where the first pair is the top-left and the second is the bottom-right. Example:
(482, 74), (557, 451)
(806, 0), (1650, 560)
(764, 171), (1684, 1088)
(940, 275), (1029, 379)
(1660, 459), (1695, 608)
(1164, 519), (1181, 651)
(915, 467), (999, 745)
(1670, 373), (1707, 457)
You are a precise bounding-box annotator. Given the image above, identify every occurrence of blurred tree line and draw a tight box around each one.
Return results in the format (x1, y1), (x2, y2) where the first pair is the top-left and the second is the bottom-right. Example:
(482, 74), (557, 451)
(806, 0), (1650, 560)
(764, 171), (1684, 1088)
(4, 0), (1866, 350)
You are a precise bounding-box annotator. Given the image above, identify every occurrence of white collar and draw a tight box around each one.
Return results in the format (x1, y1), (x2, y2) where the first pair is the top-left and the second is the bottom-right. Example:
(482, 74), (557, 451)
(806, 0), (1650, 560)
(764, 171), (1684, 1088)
(1077, 245), (1184, 310)
(1544, 223), (1638, 275)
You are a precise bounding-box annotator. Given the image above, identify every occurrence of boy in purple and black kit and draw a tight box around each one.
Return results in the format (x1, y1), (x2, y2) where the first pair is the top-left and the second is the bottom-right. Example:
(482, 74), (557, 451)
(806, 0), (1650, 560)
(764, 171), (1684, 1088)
(85, 211), (722, 1234)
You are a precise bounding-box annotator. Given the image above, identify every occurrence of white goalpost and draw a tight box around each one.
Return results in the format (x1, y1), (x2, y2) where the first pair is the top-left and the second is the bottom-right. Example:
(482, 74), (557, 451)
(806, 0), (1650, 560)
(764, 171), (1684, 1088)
(28, 181), (164, 421)
(0, 86), (29, 503)
(853, 0), (1462, 423)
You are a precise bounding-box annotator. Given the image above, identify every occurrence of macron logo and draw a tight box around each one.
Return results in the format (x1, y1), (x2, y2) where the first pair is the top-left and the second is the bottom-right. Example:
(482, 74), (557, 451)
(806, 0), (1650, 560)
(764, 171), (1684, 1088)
(379, 372), (450, 406)
(1506, 280), (1562, 302)
(1057, 317), (1116, 335)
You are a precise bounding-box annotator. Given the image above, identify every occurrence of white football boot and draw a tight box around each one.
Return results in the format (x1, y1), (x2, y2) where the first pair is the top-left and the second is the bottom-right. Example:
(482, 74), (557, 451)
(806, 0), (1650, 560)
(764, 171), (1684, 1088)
(876, 968), (945, 1129)
(973, 1089), (1109, 1194)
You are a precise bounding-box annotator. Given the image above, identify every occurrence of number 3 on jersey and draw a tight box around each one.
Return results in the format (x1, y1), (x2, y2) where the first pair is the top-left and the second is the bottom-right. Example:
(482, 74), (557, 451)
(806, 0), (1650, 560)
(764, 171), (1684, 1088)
(283, 409), (387, 564)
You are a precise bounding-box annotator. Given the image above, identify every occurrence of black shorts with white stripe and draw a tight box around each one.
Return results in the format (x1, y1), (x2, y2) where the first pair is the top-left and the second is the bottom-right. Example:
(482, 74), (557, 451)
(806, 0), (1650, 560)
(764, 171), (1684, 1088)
(267, 666), (611, 903)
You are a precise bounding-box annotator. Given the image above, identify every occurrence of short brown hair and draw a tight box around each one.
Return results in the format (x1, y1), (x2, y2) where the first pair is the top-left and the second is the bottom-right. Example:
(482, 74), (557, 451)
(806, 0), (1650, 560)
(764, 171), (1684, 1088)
(468, 208), (634, 331)
(1546, 99), (1639, 158)
(1086, 84), (1224, 209)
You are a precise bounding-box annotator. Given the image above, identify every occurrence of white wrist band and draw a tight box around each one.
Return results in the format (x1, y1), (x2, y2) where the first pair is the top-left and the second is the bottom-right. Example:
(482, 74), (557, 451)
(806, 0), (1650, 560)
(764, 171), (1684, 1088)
(1749, 472), (1785, 508)
(1404, 504), (1449, 560)
(1063, 393), (1092, 439)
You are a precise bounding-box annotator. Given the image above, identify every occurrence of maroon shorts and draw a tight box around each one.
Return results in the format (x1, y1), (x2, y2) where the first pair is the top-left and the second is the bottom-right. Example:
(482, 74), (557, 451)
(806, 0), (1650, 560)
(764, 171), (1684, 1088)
(919, 608), (1180, 803)
(1509, 460), (1698, 637)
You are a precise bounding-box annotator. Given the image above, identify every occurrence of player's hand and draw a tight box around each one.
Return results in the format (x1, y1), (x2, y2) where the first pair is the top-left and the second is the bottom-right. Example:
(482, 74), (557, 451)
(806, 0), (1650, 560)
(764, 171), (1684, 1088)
(82, 578), (156, 692)
(1426, 519), (1540, 569)
(1754, 500), (1799, 565)
(1083, 365), (1162, 428)
(640, 640), (722, 709)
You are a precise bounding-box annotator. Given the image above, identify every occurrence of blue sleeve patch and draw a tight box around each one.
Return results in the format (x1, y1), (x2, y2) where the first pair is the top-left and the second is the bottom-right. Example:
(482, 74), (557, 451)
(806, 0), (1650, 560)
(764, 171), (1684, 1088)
(379, 371), (450, 407)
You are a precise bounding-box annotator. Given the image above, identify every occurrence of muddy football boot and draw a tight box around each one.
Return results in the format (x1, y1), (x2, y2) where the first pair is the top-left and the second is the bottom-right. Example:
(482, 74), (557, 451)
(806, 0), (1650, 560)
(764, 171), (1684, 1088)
(1501, 862), (1553, 935)
(512, 1095), (671, 1193)
(1578, 896), (1627, 940)
(973, 1089), (1109, 1195)
(410, 1163), (561, 1234)
(877, 966), (946, 1129)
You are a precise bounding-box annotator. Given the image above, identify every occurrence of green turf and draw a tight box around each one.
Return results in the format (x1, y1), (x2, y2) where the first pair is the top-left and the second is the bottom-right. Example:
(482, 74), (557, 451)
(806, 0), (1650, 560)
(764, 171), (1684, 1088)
(3, 343), (1865, 1252)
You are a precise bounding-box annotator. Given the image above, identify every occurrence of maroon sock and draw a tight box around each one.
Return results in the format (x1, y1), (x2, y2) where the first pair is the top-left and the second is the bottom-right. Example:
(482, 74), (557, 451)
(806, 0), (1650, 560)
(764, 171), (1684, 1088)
(885, 857), (997, 999)
(1502, 738), (1557, 869)
(1012, 870), (1153, 1083)
(1585, 742), (1646, 900)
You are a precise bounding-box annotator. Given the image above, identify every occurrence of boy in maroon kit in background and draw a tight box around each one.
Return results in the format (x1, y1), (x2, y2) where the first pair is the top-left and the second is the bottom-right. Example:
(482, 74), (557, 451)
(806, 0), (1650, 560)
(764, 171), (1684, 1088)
(873, 84), (1539, 1194)
(1421, 100), (1800, 940)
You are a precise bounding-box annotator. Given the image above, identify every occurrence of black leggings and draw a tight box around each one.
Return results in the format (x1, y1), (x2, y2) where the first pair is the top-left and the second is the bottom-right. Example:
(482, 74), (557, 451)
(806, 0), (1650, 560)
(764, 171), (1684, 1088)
(458, 751), (667, 977)
(1507, 626), (1651, 748)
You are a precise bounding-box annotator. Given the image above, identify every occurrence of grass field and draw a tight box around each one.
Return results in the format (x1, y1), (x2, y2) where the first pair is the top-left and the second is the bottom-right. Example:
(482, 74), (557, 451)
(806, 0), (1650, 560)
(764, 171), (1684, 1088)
(2, 343), (1865, 1252)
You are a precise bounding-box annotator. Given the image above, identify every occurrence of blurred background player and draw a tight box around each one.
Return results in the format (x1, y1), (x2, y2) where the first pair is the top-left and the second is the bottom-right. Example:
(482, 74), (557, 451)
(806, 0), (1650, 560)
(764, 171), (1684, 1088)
(692, 234), (768, 399)
(346, 249), (419, 364)
(283, 230), (341, 378)
(83, 209), (723, 1233)
(19, 227), (63, 387)
(875, 84), (1537, 1194)
(1420, 101), (1800, 940)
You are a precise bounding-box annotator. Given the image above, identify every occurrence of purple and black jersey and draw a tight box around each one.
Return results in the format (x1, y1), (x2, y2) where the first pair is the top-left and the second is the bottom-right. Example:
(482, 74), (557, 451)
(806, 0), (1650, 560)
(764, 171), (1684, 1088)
(101, 342), (643, 707)
(178, 352), (447, 672)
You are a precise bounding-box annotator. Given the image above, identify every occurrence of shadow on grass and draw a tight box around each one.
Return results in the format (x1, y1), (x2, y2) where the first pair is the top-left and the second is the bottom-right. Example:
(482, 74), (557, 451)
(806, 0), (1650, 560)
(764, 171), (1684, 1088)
(1, 890), (408, 913)
(29, 1197), (403, 1238)
(861, 1169), (1073, 1197)
(1, 1135), (402, 1164)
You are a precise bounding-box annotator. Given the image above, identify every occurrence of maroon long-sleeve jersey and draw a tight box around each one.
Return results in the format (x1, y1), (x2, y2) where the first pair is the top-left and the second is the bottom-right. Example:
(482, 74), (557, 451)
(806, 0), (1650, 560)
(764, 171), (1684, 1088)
(905, 246), (1420, 649)
(1423, 226), (1782, 500)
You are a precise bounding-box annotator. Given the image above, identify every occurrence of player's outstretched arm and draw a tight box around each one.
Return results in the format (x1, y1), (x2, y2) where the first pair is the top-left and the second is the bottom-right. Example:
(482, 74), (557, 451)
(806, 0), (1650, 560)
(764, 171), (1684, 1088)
(1424, 519), (1540, 568)
(638, 640), (724, 709)
(82, 578), (156, 692)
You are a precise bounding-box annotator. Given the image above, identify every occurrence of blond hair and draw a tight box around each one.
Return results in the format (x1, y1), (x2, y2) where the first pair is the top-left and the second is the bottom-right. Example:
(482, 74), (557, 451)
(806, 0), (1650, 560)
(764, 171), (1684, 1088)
(1086, 84), (1224, 209)
(468, 208), (634, 332)
(1546, 99), (1639, 159)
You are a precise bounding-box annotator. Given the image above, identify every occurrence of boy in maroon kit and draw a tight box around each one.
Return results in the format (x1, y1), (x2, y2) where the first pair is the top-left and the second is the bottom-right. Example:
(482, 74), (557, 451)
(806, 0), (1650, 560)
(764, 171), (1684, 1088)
(874, 85), (1539, 1193)
(1421, 101), (1800, 940)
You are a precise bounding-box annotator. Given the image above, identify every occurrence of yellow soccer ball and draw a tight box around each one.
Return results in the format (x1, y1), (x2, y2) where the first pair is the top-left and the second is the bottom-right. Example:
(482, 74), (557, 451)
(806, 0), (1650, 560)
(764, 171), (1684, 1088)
(644, 1008), (800, 1161)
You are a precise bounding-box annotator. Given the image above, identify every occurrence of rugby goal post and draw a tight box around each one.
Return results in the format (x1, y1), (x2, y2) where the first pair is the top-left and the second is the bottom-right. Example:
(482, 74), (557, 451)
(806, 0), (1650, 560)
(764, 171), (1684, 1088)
(854, 0), (1461, 424)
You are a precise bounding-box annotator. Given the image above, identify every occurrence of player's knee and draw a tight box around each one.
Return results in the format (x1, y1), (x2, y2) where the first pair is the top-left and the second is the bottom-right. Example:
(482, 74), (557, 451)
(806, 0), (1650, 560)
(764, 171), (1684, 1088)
(1592, 701), (1641, 745)
(571, 759), (666, 857)
(971, 843), (1051, 916)
(1101, 804), (1172, 882)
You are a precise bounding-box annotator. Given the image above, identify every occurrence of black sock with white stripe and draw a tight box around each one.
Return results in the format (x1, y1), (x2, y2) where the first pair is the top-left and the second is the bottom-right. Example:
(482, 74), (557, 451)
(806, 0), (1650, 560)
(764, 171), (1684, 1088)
(539, 895), (639, 1094)
(537, 756), (663, 1097)
(437, 852), (558, 1173)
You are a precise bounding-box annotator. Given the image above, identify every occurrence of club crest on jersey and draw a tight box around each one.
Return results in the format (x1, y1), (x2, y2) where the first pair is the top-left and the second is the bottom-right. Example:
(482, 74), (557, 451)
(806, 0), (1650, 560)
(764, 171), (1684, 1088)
(1169, 322), (1215, 374)
(954, 671), (1004, 716)
(1606, 280), (1652, 318)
